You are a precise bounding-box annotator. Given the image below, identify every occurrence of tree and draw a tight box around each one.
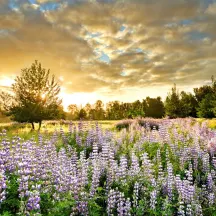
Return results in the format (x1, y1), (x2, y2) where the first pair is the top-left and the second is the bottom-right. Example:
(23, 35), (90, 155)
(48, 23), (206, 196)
(194, 85), (213, 104)
(84, 103), (92, 119)
(130, 100), (145, 118)
(165, 84), (182, 118)
(106, 101), (122, 120)
(197, 93), (215, 118)
(0, 60), (64, 130)
(67, 104), (79, 120)
(78, 108), (87, 120)
(145, 97), (165, 118)
(94, 100), (105, 120)
(194, 76), (216, 118)
(180, 91), (197, 117)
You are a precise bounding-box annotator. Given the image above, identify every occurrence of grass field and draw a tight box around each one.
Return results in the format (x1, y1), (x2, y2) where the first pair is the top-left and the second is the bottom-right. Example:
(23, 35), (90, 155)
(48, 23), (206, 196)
(0, 120), (119, 139)
(0, 118), (215, 135)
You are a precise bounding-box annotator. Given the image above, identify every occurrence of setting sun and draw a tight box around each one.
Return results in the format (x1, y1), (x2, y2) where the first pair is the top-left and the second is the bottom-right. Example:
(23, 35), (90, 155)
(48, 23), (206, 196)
(0, 76), (14, 88)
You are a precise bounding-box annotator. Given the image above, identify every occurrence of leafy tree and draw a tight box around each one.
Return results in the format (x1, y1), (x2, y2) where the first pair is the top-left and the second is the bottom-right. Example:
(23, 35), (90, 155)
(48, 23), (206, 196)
(106, 101), (122, 120)
(165, 84), (182, 118)
(89, 108), (97, 120)
(179, 91), (197, 117)
(130, 100), (145, 118)
(67, 104), (79, 120)
(145, 97), (165, 118)
(78, 108), (87, 119)
(121, 102), (133, 119)
(0, 60), (64, 130)
(195, 76), (216, 118)
(197, 93), (215, 118)
(84, 103), (92, 119)
(194, 85), (213, 104)
(94, 100), (105, 120)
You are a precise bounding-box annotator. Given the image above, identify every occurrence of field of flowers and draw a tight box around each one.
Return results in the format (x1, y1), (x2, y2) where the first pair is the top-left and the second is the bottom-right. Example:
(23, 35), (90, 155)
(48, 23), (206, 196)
(0, 118), (216, 216)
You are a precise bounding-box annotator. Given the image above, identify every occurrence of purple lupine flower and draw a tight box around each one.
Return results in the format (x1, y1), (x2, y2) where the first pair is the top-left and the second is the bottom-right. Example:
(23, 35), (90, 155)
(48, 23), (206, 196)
(207, 172), (213, 191)
(150, 189), (157, 210)
(167, 161), (174, 201)
(90, 159), (101, 197)
(194, 203), (203, 216)
(132, 182), (139, 208)
(150, 178), (157, 210)
(141, 152), (153, 178)
(117, 192), (125, 216)
(26, 190), (41, 211)
(117, 156), (128, 182)
(208, 192), (215, 206)
(77, 151), (88, 190)
(124, 198), (131, 216)
(185, 204), (192, 216)
(186, 163), (193, 185)
(0, 165), (7, 203)
(129, 152), (140, 177)
(177, 200), (185, 216)
(107, 189), (117, 216)
(77, 192), (88, 215)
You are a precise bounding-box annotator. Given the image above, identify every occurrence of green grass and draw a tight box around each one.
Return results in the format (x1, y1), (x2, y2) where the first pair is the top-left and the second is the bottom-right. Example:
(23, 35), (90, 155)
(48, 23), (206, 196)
(197, 118), (216, 129)
(0, 119), (215, 139)
(208, 119), (216, 129)
(0, 120), (118, 137)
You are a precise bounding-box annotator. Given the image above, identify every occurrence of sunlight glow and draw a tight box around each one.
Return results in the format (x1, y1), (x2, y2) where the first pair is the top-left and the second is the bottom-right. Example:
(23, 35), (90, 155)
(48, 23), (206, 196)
(0, 76), (14, 87)
(59, 92), (100, 111)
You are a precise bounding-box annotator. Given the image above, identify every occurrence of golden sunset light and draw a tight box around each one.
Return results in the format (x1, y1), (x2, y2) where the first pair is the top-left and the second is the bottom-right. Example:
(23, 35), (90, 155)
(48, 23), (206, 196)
(0, 0), (216, 109)
(1, 1), (216, 215)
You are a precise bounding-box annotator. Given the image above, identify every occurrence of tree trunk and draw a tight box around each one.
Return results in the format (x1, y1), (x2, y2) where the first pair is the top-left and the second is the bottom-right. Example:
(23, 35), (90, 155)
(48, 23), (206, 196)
(38, 121), (42, 131)
(31, 122), (35, 130)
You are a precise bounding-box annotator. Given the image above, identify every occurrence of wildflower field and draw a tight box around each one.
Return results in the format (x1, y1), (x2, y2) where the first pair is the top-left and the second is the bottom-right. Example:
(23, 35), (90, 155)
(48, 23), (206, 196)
(0, 118), (216, 216)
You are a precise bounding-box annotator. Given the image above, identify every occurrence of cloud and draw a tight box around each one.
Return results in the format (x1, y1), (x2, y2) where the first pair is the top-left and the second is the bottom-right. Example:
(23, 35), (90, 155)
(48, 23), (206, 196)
(0, 0), (216, 101)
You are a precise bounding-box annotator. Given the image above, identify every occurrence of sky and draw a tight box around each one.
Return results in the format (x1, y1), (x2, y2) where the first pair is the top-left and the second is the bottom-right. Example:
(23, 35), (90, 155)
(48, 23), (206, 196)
(0, 0), (216, 110)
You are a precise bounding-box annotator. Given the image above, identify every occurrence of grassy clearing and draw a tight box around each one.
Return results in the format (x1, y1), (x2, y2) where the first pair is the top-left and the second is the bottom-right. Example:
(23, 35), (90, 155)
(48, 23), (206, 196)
(0, 118), (215, 139)
(0, 120), (118, 138)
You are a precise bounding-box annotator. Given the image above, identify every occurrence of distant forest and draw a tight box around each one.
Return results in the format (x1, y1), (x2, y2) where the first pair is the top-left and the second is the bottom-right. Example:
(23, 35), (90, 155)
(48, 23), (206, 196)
(67, 76), (216, 120)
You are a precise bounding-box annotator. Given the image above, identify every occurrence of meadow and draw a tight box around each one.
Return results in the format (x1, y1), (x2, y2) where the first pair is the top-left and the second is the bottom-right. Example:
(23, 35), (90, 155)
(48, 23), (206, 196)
(0, 118), (216, 216)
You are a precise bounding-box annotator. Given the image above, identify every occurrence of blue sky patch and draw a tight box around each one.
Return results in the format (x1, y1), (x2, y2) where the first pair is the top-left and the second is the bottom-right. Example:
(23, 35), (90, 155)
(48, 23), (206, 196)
(179, 19), (194, 25)
(135, 48), (143, 53)
(87, 32), (102, 39)
(144, 57), (150, 63)
(187, 31), (209, 40)
(99, 52), (110, 64)
(120, 71), (126, 76)
(39, 2), (61, 11)
(8, 0), (19, 10)
(28, 0), (36, 4)
(119, 25), (126, 32)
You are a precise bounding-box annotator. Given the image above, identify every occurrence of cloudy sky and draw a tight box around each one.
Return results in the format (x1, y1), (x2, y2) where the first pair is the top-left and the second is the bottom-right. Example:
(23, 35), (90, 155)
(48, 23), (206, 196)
(0, 0), (216, 109)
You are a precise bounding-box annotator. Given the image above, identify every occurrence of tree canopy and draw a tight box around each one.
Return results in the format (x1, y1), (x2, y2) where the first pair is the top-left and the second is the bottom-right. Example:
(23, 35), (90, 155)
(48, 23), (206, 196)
(0, 60), (65, 129)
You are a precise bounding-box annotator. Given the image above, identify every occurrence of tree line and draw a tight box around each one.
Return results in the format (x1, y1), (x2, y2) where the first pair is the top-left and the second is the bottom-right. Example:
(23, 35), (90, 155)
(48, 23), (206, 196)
(0, 60), (215, 130)
(67, 77), (216, 120)
(67, 97), (165, 120)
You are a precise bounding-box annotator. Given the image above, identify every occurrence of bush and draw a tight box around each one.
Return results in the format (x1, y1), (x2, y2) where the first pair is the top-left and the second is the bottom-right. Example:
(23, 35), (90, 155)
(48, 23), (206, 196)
(115, 118), (161, 130)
